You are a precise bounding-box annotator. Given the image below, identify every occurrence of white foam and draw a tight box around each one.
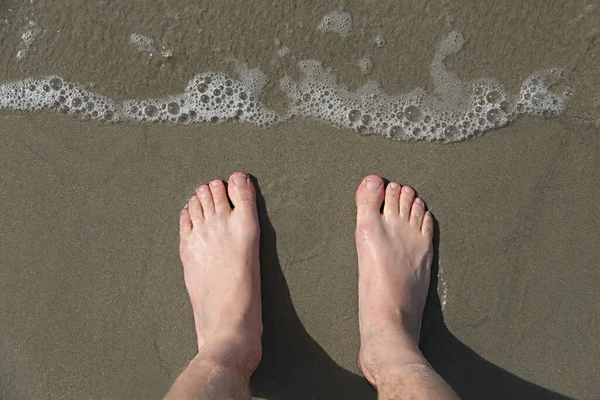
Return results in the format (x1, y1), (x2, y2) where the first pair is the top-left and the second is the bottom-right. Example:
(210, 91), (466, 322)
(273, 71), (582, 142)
(129, 33), (156, 53)
(17, 19), (41, 60)
(122, 65), (279, 127)
(277, 46), (291, 57)
(0, 77), (119, 120)
(0, 65), (280, 127)
(318, 11), (353, 37)
(358, 57), (373, 73)
(375, 34), (386, 47)
(0, 31), (573, 142)
(438, 261), (449, 311)
(279, 31), (572, 141)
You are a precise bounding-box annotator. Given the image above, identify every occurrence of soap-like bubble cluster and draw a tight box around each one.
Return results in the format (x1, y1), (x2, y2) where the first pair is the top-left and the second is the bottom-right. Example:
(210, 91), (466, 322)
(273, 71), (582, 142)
(280, 31), (572, 142)
(514, 69), (572, 117)
(0, 30), (573, 142)
(0, 76), (119, 120)
(317, 11), (353, 37)
(17, 19), (41, 60)
(358, 57), (373, 73)
(375, 34), (386, 47)
(122, 68), (279, 127)
(0, 66), (280, 127)
(129, 33), (156, 53)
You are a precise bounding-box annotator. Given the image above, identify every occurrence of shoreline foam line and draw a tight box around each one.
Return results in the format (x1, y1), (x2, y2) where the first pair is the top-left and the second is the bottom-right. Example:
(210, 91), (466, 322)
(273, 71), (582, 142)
(0, 32), (572, 142)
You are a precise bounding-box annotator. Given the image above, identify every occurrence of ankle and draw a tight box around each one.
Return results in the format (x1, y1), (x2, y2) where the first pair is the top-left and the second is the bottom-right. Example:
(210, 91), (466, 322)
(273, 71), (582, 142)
(164, 356), (252, 400)
(367, 352), (430, 387)
(197, 329), (262, 378)
(376, 363), (447, 398)
(361, 326), (429, 385)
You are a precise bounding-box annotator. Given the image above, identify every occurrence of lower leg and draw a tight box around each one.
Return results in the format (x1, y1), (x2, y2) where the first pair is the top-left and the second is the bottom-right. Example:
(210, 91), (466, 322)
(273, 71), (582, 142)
(376, 363), (459, 400)
(361, 324), (456, 399)
(355, 175), (459, 399)
(164, 355), (251, 400)
(165, 172), (262, 400)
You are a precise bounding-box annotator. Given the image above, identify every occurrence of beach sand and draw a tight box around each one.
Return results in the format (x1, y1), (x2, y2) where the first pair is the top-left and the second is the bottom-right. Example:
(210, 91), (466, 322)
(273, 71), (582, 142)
(1, 0), (599, 399)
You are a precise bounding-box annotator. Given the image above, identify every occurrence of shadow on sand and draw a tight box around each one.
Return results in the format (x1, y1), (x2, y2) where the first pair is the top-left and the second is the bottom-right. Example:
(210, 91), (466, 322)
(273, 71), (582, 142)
(249, 178), (572, 400)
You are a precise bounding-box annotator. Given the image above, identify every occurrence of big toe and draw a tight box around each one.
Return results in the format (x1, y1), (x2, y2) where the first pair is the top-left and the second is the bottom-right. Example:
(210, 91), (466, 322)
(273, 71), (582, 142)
(227, 172), (257, 215)
(356, 175), (384, 219)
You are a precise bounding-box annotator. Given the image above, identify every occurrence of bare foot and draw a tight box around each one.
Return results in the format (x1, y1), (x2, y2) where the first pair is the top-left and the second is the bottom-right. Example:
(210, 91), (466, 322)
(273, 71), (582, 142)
(179, 171), (262, 377)
(355, 175), (434, 387)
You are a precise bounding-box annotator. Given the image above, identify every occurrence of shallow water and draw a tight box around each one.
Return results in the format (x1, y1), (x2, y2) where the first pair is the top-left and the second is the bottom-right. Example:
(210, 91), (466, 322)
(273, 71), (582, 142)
(1, 1), (599, 399)
(1, 0), (599, 134)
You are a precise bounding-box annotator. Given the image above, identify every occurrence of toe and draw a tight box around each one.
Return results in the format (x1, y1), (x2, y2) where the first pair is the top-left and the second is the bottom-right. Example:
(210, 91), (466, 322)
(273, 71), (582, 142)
(187, 195), (203, 225)
(383, 182), (401, 218)
(356, 175), (384, 218)
(422, 211), (434, 239)
(399, 185), (415, 219)
(227, 172), (257, 214)
(197, 184), (215, 215)
(209, 179), (231, 214)
(179, 207), (193, 236)
(409, 197), (425, 227)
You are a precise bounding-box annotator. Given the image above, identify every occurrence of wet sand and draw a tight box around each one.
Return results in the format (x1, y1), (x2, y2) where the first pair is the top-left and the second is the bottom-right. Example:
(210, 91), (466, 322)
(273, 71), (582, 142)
(1, 0), (600, 399)
(1, 114), (598, 399)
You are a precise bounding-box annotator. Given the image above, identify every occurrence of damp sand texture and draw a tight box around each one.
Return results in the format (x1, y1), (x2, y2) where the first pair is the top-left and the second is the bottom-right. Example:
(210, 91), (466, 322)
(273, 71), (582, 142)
(1, 1), (600, 399)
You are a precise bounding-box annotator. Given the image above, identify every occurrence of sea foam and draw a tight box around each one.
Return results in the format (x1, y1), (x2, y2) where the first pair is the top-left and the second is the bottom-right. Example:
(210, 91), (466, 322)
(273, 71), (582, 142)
(0, 31), (572, 142)
(281, 31), (571, 141)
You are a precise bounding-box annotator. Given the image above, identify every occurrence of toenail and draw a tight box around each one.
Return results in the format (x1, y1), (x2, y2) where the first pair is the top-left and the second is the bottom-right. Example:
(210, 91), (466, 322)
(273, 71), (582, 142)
(198, 185), (208, 192)
(210, 180), (220, 187)
(402, 186), (413, 193)
(233, 175), (248, 187)
(390, 182), (400, 190)
(415, 197), (423, 205)
(365, 177), (382, 191)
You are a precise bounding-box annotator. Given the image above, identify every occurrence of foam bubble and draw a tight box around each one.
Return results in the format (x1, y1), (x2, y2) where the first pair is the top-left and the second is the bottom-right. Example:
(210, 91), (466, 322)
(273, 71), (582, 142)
(129, 33), (157, 53)
(122, 67), (279, 127)
(279, 31), (572, 141)
(375, 35), (386, 47)
(358, 57), (373, 73)
(0, 31), (572, 142)
(17, 19), (41, 60)
(0, 64), (280, 127)
(0, 77), (119, 120)
(318, 11), (353, 37)
(277, 46), (291, 57)
(514, 69), (572, 117)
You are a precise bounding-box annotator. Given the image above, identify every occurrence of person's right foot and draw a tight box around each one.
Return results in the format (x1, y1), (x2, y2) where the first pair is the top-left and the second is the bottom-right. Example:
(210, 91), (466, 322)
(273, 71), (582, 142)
(355, 175), (434, 387)
(179, 172), (262, 377)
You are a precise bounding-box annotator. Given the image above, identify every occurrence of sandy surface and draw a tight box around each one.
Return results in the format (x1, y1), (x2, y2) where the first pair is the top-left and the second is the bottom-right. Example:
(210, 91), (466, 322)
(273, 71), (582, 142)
(1, 114), (598, 399)
(1, 0), (599, 399)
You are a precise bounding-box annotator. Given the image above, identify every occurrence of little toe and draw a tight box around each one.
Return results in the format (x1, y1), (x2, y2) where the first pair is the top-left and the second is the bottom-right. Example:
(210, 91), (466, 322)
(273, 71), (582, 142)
(383, 182), (401, 218)
(197, 184), (215, 215)
(356, 175), (384, 219)
(422, 211), (434, 239)
(227, 172), (257, 215)
(179, 207), (193, 237)
(409, 197), (426, 227)
(399, 185), (415, 219)
(187, 195), (203, 225)
(209, 179), (231, 214)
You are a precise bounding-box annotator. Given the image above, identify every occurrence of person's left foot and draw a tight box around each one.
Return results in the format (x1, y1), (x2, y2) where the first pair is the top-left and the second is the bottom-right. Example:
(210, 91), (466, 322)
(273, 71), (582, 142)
(179, 171), (262, 376)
